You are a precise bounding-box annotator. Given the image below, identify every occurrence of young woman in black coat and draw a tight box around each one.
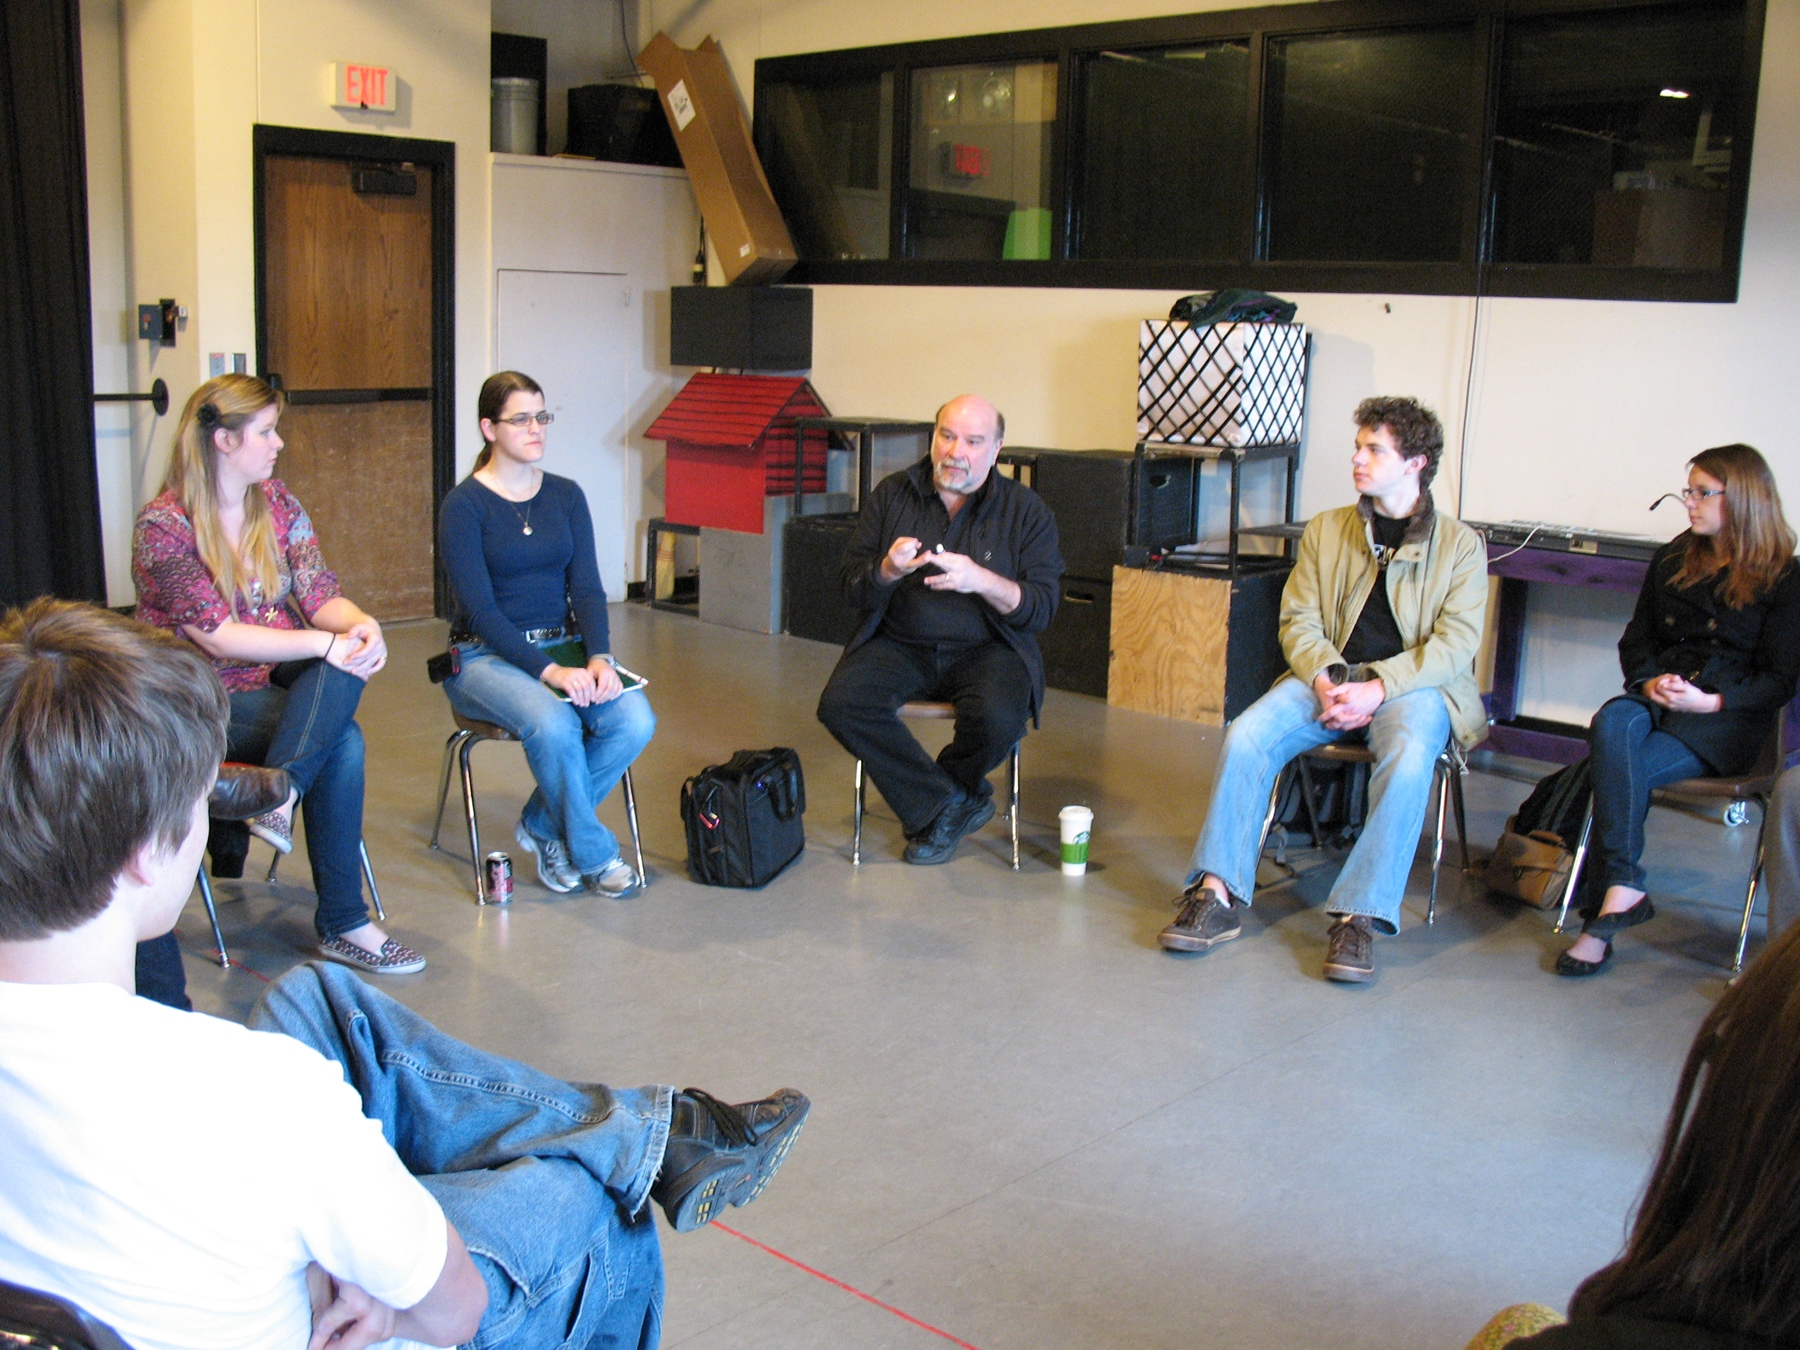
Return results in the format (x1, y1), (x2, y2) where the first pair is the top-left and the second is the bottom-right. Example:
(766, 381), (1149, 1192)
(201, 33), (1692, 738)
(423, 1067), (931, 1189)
(1559, 443), (1800, 976)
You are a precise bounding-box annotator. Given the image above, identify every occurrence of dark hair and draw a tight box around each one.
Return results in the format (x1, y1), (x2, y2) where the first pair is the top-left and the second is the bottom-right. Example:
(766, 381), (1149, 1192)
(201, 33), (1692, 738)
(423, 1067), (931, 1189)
(473, 370), (545, 472)
(1570, 919), (1800, 1338)
(1668, 443), (1797, 609)
(1353, 396), (1445, 493)
(0, 600), (228, 938)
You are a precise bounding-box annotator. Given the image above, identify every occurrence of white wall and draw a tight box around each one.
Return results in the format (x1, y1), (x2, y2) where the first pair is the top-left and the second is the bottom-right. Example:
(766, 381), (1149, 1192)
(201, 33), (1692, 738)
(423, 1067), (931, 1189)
(642, 0), (1800, 725)
(489, 154), (698, 578)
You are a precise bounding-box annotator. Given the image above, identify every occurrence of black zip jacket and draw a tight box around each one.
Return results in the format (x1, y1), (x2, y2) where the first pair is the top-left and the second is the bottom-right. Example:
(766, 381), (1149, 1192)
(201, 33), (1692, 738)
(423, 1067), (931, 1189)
(838, 457), (1064, 721)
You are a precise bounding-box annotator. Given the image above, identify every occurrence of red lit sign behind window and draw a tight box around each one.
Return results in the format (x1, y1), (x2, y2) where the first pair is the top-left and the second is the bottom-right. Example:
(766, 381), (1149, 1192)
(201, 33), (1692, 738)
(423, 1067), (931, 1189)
(946, 143), (990, 179)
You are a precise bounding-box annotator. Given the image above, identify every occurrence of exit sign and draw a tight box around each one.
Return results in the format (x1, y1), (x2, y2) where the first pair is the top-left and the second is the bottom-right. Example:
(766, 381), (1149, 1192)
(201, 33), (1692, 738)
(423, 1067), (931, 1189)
(331, 62), (396, 113)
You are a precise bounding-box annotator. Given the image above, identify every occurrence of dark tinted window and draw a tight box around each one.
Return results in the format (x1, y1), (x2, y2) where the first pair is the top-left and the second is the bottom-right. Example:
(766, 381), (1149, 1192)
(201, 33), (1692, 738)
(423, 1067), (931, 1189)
(760, 72), (894, 260)
(1492, 4), (1742, 269)
(1077, 43), (1250, 260)
(907, 61), (1058, 260)
(1264, 26), (1479, 262)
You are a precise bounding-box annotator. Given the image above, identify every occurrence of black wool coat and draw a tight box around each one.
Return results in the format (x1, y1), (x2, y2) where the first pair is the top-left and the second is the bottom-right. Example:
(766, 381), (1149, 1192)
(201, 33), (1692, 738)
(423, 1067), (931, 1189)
(1615, 535), (1800, 775)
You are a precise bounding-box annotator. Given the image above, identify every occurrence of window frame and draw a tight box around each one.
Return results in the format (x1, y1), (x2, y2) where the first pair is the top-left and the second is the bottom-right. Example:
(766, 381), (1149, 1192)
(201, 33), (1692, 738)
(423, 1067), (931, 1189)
(751, 0), (1764, 301)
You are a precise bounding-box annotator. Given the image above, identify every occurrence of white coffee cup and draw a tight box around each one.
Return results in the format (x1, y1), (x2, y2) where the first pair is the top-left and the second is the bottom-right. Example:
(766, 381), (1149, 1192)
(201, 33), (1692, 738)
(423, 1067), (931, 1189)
(1059, 805), (1093, 876)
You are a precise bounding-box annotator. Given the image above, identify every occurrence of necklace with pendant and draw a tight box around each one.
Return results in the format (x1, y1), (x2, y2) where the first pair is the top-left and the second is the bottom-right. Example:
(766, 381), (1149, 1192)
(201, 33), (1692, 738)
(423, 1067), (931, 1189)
(502, 493), (534, 535)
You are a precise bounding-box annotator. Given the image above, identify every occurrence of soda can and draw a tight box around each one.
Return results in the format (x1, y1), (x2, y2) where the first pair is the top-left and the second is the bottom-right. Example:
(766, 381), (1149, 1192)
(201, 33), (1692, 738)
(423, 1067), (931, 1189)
(483, 851), (514, 905)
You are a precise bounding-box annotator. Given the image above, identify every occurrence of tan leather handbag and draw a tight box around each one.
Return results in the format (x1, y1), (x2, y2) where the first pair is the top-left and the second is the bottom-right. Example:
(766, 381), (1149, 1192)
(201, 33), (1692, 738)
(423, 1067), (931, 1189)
(1484, 815), (1575, 910)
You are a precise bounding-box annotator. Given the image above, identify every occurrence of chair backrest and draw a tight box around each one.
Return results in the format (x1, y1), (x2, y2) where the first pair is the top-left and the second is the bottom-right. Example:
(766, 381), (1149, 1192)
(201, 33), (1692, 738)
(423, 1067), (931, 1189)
(0, 1279), (135, 1350)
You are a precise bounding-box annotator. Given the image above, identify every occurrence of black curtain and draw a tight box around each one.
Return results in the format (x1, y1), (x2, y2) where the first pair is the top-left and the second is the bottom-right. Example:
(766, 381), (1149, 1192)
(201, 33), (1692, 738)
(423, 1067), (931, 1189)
(0, 0), (105, 606)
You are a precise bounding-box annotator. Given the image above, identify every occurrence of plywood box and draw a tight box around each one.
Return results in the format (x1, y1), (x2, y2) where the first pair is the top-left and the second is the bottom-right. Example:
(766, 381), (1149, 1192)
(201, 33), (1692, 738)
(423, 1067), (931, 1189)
(640, 32), (796, 285)
(1107, 564), (1289, 725)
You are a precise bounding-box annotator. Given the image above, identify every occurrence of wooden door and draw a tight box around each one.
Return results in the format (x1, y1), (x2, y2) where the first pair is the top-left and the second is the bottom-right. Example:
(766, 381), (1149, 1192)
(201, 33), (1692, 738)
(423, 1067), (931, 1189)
(261, 155), (436, 620)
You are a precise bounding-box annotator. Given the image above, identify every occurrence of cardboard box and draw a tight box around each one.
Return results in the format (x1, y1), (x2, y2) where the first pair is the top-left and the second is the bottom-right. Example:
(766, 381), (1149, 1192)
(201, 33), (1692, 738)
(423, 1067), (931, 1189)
(640, 32), (797, 285)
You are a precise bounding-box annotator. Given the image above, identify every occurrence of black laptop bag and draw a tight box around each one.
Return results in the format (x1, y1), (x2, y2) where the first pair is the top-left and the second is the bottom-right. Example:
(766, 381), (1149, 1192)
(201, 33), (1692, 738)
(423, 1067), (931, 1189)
(680, 747), (806, 888)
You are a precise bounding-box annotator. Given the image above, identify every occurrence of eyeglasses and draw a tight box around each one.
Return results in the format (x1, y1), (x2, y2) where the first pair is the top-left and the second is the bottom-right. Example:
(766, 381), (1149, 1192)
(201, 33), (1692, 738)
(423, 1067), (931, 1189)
(1679, 487), (1723, 504)
(495, 412), (554, 428)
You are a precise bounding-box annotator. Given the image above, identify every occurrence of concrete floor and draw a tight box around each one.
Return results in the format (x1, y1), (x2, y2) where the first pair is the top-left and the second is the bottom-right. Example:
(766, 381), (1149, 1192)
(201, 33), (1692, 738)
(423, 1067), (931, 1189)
(176, 603), (1762, 1350)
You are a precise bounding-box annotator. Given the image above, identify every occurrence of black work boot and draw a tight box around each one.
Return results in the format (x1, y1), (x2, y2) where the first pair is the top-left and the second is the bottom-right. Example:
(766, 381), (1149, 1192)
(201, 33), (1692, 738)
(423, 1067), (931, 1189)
(651, 1087), (810, 1231)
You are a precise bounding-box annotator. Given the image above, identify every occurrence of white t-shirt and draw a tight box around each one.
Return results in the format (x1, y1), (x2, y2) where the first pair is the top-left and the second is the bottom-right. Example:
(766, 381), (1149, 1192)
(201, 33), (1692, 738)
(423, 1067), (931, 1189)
(0, 981), (448, 1350)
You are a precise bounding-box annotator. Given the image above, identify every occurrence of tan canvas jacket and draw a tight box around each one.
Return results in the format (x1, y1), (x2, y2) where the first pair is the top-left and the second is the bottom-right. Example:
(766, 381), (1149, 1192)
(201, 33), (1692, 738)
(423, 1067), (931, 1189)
(1277, 493), (1491, 748)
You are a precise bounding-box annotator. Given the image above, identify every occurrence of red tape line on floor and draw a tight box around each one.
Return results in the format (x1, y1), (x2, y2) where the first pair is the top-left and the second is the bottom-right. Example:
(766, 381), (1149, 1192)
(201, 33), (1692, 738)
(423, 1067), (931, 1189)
(713, 1223), (985, 1350)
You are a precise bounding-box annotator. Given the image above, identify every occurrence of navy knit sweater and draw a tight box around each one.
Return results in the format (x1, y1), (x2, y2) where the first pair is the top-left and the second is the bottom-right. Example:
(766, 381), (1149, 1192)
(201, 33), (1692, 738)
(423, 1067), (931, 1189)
(439, 472), (610, 677)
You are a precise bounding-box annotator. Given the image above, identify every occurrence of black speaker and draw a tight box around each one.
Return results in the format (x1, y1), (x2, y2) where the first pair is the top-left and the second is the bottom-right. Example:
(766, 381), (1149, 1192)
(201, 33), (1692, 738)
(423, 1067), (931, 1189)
(1031, 449), (1196, 578)
(782, 513), (861, 645)
(671, 286), (813, 372)
(566, 84), (682, 167)
(1222, 567), (1290, 722)
(1040, 577), (1113, 699)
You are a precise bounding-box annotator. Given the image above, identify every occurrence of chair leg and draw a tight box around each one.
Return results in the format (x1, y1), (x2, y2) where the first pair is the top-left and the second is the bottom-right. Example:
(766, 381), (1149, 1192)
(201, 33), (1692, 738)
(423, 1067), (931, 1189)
(430, 730), (470, 850)
(1008, 742), (1021, 872)
(194, 869), (229, 969)
(1427, 762), (1449, 926)
(1557, 805), (1596, 933)
(359, 839), (386, 921)
(1449, 763), (1471, 873)
(621, 766), (647, 886)
(852, 759), (866, 866)
(266, 850), (280, 884)
(460, 734), (486, 904)
(1735, 796), (1769, 974)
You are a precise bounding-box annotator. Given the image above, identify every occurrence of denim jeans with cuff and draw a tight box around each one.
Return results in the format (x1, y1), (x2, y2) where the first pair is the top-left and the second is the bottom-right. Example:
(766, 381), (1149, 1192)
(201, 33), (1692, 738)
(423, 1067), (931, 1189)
(250, 962), (667, 1350)
(1185, 676), (1453, 935)
(443, 638), (655, 875)
(225, 657), (372, 939)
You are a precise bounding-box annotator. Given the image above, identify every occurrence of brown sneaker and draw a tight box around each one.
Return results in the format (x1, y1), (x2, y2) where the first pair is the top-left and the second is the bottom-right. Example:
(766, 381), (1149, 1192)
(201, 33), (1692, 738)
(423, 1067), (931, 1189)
(1323, 915), (1375, 983)
(1159, 886), (1243, 952)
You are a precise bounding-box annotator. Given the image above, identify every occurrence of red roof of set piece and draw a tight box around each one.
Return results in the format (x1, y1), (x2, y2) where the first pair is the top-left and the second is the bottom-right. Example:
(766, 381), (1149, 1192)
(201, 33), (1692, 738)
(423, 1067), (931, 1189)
(645, 372), (828, 450)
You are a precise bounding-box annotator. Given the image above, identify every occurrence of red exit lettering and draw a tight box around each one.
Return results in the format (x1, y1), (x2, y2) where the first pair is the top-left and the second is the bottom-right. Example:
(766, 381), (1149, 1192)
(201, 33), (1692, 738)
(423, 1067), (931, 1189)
(950, 144), (989, 178)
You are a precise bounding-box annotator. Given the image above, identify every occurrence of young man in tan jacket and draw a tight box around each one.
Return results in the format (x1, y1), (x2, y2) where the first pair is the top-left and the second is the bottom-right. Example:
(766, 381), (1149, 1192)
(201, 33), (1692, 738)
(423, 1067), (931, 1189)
(1159, 397), (1489, 981)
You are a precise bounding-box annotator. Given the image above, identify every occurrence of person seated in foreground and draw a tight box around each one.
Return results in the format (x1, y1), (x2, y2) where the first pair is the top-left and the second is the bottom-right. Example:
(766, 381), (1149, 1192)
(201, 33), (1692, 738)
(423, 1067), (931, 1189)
(1762, 763), (1800, 945)
(0, 599), (809, 1350)
(1159, 396), (1489, 982)
(1476, 915), (1800, 1349)
(816, 394), (1063, 864)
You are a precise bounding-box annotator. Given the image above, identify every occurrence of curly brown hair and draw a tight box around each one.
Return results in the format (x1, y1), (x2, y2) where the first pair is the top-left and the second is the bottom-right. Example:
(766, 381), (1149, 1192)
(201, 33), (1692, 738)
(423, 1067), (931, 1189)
(1353, 396), (1445, 493)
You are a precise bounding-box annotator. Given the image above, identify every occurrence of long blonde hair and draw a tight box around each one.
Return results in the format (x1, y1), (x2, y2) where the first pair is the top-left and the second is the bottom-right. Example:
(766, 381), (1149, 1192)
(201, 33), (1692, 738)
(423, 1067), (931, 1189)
(1668, 443), (1798, 609)
(161, 375), (286, 617)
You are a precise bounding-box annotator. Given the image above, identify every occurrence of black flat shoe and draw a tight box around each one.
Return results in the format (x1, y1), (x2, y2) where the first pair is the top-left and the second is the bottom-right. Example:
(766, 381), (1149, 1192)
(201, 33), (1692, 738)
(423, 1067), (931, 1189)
(1556, 940), (1613, 977)
(1581, 895), (1655, 942)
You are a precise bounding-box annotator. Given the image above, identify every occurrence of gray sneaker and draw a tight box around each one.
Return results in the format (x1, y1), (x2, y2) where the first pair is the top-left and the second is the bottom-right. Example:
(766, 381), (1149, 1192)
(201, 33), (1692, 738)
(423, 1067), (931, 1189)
(514, 820), (581, 893)
(1323, 914), (1375, 983)
(582, 859), (641, 898)
(1159, 885), (1243, 952)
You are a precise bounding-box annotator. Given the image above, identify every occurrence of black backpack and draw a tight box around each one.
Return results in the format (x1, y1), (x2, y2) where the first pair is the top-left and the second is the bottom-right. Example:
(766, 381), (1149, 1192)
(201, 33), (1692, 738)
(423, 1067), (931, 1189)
(1265, 756), (1368, 861)
(1512, 757), (1594, 846)
(680, 748), (807, 888)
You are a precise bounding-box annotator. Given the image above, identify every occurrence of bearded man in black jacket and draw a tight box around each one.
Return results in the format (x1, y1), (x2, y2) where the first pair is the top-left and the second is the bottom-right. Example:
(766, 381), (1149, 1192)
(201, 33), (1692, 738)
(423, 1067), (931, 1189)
(817, 395), (1063, 865)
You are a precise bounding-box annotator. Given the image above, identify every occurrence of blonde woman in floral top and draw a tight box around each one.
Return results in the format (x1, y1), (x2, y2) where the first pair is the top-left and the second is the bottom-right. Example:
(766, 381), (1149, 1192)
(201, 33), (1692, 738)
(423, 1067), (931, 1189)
(132, 374), (424, 976)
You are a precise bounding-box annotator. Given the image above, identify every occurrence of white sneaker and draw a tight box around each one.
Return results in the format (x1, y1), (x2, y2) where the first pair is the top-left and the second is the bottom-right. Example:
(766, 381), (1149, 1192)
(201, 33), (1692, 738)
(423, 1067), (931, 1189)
(514, 821), (581, 893)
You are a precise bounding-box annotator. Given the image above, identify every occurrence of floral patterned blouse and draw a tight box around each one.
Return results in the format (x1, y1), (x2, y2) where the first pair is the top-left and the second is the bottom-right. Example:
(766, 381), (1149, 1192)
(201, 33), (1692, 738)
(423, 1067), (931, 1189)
(132, 480), (342, 692)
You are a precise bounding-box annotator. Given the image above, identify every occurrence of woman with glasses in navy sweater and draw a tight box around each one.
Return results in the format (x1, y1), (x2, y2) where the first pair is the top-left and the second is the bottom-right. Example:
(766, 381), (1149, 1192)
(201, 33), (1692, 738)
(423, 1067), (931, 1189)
(437, 371), (654, 896)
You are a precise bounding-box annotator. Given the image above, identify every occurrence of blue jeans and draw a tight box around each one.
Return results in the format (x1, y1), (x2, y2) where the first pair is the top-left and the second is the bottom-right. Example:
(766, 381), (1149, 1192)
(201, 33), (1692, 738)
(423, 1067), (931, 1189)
(227, 659), (370, 938)
(1185, 677), (1452, 934)
(250, 962), (667, 1349)
(1585, 696), (1708, 897)
(444, 640), (656, 875)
